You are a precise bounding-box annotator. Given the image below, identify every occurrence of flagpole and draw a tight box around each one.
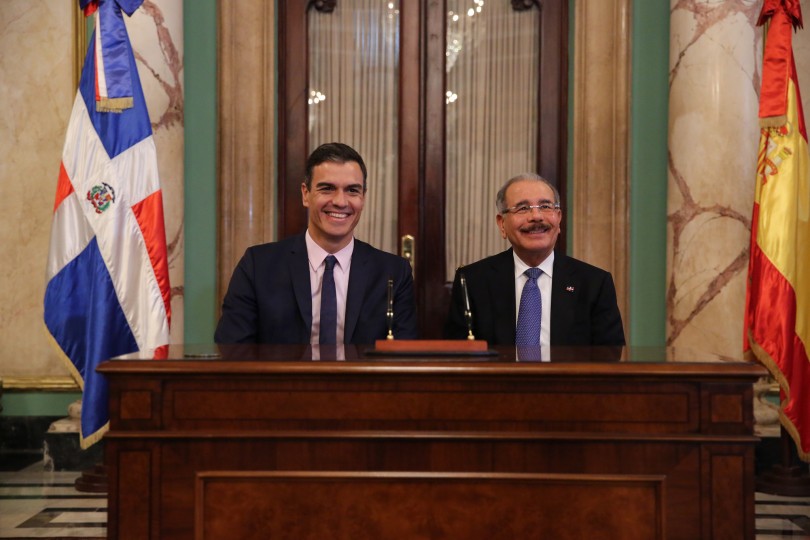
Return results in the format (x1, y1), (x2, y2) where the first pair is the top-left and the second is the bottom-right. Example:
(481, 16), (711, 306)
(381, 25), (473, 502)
(756, 427), (810, 496)
(74, 463), (108, 493)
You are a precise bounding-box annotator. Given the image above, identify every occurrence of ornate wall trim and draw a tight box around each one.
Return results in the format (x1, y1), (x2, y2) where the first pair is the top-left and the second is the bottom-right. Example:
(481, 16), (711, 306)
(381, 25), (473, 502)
(72, 4), (88, 89)
(2, 377), (78, 391)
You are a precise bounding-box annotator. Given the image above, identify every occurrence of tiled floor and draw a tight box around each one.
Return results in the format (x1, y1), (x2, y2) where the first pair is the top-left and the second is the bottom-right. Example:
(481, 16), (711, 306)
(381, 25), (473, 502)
(0, 462), (105, 539)
(757, 492), (810, 539)
(1, 461), (810, 539)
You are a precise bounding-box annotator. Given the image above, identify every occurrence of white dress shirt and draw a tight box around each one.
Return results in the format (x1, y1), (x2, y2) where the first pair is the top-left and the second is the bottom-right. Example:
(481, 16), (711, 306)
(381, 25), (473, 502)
(513, 250), (554, 352)
(306, 231), (353, 344)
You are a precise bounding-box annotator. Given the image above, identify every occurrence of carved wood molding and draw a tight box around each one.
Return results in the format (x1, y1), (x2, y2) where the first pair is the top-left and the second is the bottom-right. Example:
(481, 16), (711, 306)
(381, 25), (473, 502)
(217, 1), (277, 305)
(571, 0), (631, 339)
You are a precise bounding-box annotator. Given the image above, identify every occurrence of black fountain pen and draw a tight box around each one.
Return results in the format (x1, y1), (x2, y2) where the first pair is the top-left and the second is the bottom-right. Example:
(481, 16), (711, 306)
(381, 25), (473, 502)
(460, 274), (475, 340)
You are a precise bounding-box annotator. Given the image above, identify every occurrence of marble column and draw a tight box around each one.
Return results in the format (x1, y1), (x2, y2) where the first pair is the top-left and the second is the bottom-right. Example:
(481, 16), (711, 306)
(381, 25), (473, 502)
(666, 1), (762, 357)
(129, 1), (186, 344)
(218, 1), (277, 303)
(571, 0), (631, 332)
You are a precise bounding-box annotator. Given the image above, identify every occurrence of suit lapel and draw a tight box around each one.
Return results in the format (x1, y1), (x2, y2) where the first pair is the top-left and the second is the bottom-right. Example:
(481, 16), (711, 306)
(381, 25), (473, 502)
(344, 240), (369, 341)
(290, 235), (313, 333)
(550, 254), (577, 345)
(491, 249), (518, 344)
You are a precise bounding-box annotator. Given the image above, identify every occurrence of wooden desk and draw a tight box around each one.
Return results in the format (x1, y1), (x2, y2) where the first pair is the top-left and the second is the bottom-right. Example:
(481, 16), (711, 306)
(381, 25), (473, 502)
(99, 345), (765, 540)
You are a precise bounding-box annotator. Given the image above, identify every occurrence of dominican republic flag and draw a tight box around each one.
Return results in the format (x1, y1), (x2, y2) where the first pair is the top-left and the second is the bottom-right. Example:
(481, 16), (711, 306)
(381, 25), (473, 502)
(44, 0), (171, 448)
(745, 0), (810, 461)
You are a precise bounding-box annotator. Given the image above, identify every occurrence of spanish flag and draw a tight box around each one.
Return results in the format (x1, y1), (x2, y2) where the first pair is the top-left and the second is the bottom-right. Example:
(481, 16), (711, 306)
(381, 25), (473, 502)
(745, 0), (810, 461)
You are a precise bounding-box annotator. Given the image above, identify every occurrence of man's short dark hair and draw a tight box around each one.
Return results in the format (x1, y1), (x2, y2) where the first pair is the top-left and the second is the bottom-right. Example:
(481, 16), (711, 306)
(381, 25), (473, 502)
(304, 142), (368, 191)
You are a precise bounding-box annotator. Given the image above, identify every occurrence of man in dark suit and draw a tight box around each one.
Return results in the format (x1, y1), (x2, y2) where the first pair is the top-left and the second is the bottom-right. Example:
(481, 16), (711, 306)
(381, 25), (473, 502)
(215, 143), (417, 344)
(445, 173), (624, 347)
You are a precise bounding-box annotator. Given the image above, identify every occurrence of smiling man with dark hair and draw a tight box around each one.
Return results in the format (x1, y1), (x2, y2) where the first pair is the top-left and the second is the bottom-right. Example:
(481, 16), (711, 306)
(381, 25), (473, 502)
(216, 142), (417, 344)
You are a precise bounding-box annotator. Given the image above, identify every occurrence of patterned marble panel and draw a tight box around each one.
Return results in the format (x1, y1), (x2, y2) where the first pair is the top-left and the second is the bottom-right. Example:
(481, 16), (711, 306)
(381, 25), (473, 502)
(666, 0), (762, 357)
(0, 2), (74, 381)
(0, 0), (184, 385)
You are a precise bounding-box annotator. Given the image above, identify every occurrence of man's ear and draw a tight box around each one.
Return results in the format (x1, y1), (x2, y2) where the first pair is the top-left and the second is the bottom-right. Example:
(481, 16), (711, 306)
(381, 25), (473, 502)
(301, 182), (309, 208)
(496, 214), (506, 239)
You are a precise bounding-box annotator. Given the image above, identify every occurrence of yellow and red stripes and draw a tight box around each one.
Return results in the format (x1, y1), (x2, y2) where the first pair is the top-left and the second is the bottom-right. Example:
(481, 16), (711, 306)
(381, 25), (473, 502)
(746, 1), (810, 460)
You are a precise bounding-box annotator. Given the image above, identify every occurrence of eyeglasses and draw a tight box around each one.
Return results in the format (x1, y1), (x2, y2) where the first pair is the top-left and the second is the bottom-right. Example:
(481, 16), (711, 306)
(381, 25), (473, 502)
(502, 203), (560, 216)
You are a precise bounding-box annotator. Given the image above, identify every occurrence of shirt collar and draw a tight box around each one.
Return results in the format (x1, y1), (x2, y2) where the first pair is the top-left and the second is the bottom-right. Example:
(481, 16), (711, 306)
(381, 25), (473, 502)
(513, 250), (554, 279)
(305, 230), (355, 270)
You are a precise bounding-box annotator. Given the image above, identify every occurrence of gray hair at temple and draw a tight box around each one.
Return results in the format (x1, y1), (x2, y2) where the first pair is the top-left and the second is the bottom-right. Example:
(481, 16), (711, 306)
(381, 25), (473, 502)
(495, 173), (561, 214)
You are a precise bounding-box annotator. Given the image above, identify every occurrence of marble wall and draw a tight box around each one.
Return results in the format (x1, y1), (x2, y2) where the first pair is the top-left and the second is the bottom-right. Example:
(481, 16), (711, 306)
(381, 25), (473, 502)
(0, 0), (184, 387)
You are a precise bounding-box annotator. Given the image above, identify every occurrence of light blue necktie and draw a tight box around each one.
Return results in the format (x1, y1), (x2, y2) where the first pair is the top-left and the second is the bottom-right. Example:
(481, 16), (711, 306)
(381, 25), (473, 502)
(319, 255), (337, 345)
(515, 268), (542, 346)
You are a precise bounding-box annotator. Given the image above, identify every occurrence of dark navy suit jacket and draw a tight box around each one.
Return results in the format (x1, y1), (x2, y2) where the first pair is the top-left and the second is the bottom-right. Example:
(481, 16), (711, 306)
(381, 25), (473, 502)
(444, 249), (625, 346)
(215, 234), (417, 344)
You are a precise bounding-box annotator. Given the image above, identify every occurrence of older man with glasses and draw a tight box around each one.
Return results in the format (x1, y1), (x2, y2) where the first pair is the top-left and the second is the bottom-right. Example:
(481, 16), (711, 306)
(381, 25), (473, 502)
(444, 173), (625, 352)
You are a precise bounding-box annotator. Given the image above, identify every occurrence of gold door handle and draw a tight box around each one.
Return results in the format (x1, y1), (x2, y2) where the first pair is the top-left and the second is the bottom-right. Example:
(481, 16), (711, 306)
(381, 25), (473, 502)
(401, 234), (415, 274)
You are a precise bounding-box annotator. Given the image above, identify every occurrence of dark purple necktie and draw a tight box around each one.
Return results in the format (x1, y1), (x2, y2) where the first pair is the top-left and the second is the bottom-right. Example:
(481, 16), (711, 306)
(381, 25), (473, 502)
(319, 255), (337, 345)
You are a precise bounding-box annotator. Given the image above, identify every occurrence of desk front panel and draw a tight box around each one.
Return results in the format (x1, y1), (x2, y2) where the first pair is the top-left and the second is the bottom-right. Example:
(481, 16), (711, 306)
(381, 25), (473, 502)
(101, 348), (763, 540)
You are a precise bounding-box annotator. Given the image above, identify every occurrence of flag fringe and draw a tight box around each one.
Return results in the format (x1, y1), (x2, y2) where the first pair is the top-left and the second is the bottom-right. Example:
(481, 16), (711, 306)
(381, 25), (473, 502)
(79, 421), (109, 449)
(44, 321), (85, 392)
(760, 115), (788, 128)
(96, 97), (133, 113)
(44, 323), (109, 449)
(748, 330), (810, 462)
